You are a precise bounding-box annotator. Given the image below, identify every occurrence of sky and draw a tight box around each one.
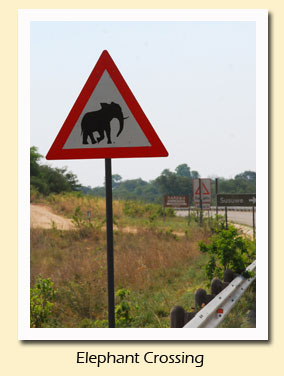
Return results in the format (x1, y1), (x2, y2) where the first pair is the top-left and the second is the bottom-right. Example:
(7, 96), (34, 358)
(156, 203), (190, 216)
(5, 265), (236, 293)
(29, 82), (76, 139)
(30, 21), (256, 187)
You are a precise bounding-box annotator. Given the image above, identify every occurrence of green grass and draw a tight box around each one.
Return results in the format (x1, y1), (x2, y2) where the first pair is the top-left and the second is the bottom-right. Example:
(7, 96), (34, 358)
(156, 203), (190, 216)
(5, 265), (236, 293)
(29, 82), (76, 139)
(127, 253), (209, 328)
(219, 282), (256, 328)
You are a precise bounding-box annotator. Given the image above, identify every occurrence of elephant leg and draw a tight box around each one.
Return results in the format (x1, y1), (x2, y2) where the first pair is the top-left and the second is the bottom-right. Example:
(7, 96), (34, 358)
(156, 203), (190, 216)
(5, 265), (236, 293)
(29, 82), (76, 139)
(82, 131), (89, 144)
(87, 131), (97, 144)
(105, 124), (112, 144)
(97, 129), (105, 143)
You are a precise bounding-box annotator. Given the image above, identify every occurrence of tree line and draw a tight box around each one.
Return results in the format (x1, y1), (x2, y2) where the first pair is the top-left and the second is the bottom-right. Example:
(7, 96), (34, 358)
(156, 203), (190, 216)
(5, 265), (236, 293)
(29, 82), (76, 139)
(80, 164), (255, 204)
(30, 146), (81, 195)
(31, 146), (255, 203)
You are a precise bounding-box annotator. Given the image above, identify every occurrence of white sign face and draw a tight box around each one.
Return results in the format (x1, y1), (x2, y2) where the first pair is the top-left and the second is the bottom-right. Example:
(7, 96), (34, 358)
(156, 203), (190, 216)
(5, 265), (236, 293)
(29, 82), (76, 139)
(194, 202), (211, 209)
(63, 71), (151, 150)
(193, 178), (212, 205)
(164, 195), (189, 208)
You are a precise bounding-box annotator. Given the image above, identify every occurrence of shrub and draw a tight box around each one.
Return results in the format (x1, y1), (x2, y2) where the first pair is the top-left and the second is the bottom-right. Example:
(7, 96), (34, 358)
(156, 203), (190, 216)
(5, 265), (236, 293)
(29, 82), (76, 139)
(30, 276), (56, 327)
(199, 225), (256, 281)
(115, 288), (133, 327)
(76, 288), (133, 328)
(30, 185), (41, 202)
(122, 200), (174, 219)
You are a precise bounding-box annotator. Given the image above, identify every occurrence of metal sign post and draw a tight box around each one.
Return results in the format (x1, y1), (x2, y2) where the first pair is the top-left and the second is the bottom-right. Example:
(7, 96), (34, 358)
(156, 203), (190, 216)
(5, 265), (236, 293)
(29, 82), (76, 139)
(252, 206), (255, 239)
(225, 206), (228, 229)
(105, 159), (115, 328)
(215, 178), (219, 216)
(199, 178), (203, 226)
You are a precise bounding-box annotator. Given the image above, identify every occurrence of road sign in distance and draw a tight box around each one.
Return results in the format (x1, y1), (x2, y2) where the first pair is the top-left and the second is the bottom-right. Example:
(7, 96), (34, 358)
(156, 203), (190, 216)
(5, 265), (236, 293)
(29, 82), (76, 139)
(193, 178), (212, 205)
(164, 195), (190, 208)
(217, 194), (256, 207)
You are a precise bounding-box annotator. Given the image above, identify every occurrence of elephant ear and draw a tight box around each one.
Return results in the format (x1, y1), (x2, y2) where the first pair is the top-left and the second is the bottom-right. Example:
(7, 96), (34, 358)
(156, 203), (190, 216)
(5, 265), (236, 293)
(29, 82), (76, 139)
(100, 103), (108, 109)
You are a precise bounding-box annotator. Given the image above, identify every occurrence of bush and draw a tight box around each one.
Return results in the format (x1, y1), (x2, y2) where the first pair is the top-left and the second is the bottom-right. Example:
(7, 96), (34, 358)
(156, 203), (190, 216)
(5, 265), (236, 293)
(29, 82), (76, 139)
(122, 200), (175, 219)
(199, 225), (256, 281)
(30, 185), (41, 202)
(76, 288), (133, 328)
(115, 288), (133, 327)
(30, 276), (56, 327)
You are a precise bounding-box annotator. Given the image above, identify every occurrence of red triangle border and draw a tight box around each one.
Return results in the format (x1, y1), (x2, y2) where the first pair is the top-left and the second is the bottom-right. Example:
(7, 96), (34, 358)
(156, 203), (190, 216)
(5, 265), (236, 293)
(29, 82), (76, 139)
(46, 50), (168, 160)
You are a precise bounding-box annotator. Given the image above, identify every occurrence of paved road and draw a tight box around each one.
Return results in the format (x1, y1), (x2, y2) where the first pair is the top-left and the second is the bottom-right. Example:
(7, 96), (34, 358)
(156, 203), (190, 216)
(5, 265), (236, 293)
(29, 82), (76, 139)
(176, 209), (255, 227)
(214, 209), (255, 227)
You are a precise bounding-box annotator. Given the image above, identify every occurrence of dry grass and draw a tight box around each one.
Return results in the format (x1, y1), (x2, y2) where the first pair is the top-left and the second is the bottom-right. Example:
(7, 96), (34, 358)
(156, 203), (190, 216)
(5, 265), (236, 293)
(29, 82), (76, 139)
(44, 192), (123, 219)
(30, 226), (206, 290)
(113, 228), (205, 290)
(30, 193), (214, 327)
(30, 224), (209, 327)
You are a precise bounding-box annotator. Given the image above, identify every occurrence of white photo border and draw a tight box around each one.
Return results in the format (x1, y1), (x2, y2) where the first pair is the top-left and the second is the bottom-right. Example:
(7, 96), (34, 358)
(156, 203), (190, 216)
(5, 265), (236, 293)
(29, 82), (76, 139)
(18, 8), (268, 340)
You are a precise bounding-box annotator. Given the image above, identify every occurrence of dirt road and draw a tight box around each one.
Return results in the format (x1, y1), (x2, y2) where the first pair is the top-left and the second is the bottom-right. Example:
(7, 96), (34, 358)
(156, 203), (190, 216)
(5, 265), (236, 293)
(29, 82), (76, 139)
(30, 204), (254, 238)
(30, 204), (74, 230)
(30, 204), (136, 233)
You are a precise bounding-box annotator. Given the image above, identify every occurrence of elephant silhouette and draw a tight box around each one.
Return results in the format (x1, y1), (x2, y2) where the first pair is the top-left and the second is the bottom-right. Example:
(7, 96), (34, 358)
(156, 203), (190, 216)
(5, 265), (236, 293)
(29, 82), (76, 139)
(81, 102), (128, 145)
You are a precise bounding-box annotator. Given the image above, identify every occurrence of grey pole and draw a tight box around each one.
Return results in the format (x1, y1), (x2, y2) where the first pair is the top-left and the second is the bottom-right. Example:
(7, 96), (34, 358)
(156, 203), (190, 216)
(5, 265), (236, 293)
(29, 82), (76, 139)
(105, 158), (115, 328)
(215, 178), (219, 216)
(252, 205), (255, 239)
(199, 178), (203, 226)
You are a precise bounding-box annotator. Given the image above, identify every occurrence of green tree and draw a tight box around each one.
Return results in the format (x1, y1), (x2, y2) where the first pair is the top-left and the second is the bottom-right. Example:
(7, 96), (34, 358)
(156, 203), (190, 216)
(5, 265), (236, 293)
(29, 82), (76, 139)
(235, 171), (256, 181)
(30, 146), (43, 176)
(175, 163), (191, 177)
(30, 146), (81, 196)
(154, 164), (196, 198)
(112, 174), (122, 188)
(191, 170), (200, 178)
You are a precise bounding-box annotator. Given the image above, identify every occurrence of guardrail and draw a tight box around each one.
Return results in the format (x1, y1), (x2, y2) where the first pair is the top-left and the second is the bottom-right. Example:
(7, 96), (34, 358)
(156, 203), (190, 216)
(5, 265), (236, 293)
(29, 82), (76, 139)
(175, 207), (254, 212)
(170, 261), (256, 328)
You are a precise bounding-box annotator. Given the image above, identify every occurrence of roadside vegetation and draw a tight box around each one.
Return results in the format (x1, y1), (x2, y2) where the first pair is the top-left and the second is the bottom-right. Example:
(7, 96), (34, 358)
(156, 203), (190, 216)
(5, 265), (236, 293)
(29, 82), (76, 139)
(30, 195), (255, 328)
(31, 146), (255, 205)
(30, 146), (256, 328)
(30, 198), (212, 328)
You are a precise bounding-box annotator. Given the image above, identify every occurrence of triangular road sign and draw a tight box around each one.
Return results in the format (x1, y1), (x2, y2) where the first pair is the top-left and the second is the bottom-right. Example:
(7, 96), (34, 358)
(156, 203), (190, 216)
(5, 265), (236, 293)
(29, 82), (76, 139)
(46, 50), (168, 160)
(194, 183), (210, 195)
